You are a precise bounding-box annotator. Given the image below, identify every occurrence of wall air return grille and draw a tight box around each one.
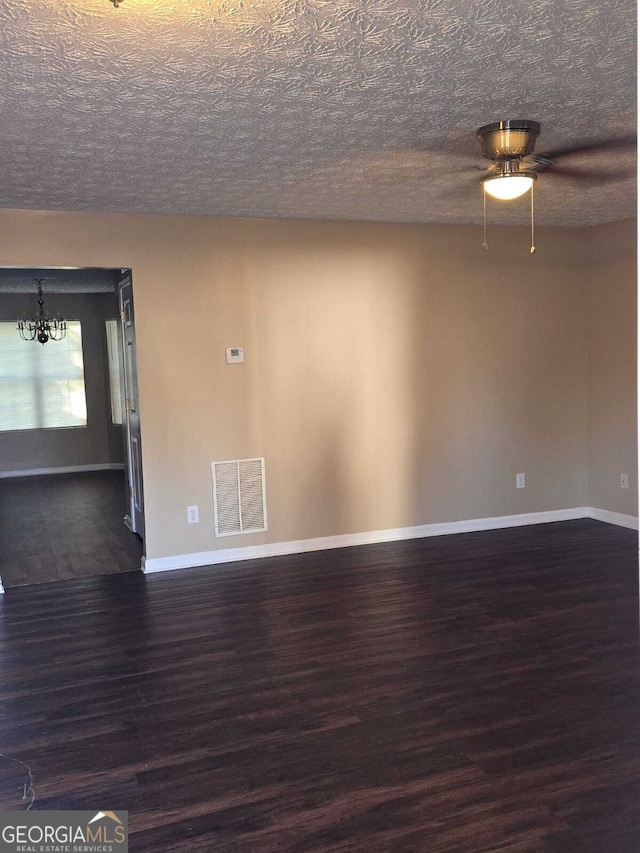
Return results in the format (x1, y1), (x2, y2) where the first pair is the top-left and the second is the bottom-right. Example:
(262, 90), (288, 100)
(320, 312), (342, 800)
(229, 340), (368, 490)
(211, 457), (267, 537)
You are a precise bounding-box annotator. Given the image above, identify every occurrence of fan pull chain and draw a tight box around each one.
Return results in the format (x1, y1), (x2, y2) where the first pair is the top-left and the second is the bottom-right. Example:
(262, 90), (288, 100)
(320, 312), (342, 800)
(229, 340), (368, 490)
(482, 187), (488, 250)
(530, 182), (536, 254)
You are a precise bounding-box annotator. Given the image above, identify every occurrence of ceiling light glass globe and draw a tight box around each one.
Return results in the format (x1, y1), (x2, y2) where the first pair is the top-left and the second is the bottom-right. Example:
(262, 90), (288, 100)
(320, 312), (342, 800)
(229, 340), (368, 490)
(483, 174), (535, 200)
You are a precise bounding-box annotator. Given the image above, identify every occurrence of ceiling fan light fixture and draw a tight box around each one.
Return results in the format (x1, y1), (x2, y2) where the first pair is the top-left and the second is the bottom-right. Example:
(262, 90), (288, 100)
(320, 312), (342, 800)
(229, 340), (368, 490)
(483, 173), (536, 200)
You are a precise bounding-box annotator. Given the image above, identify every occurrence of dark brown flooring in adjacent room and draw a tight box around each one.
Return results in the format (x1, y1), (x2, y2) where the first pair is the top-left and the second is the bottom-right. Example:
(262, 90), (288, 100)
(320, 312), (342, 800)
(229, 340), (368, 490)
(0, 471), (142, 587)
(0, 519), (639, 852)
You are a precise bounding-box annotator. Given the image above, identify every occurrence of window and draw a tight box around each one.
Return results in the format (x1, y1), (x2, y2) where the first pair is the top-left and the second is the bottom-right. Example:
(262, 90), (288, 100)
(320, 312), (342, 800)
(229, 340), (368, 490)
(105, 319), (123, 425)
(0, 321), (87, 432)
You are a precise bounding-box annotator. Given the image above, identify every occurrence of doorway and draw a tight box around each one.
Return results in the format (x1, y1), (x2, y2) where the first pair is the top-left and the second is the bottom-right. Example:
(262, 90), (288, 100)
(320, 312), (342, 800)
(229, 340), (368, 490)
(0, 267), (145, 589)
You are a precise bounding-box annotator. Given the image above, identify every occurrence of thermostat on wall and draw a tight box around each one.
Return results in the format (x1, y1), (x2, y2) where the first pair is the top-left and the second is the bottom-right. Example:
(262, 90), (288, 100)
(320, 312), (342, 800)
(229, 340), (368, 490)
(225, 347), (244, 364)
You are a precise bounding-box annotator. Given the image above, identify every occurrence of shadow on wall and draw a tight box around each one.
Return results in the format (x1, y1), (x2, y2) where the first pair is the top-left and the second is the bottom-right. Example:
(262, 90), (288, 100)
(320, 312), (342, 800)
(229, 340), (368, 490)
(256, 237), (421, 541)
(254, 226), (588, 541)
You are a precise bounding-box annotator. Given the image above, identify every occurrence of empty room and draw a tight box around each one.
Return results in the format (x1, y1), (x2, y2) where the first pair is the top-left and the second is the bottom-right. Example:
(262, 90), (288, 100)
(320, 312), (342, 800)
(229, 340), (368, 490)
(0, 1), (637, 852)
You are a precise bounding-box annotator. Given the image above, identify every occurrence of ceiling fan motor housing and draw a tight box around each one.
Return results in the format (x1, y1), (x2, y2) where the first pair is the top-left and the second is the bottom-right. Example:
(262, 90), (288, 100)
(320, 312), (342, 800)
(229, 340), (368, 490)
(477, 120), (541, 160)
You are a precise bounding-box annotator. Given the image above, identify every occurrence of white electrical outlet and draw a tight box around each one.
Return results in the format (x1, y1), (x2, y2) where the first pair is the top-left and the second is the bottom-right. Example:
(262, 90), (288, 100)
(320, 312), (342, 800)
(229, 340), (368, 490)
(620, 473), (629, 490)
(516, 473), (526, 489)
(187, 505), (199, 524)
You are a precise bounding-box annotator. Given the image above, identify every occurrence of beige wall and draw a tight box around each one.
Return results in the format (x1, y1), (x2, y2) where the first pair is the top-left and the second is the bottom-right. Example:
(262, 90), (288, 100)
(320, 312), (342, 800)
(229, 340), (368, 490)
(0, 291), (124, 472)
(0, 210), (596, 561)
(587, 219), (637, 515)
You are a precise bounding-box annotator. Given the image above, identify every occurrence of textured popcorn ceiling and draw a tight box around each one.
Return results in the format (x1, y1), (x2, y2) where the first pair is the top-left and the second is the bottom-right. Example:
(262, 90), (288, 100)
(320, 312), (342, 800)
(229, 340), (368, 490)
(0, 0), (635, 226)
(0, 268), (120, 293)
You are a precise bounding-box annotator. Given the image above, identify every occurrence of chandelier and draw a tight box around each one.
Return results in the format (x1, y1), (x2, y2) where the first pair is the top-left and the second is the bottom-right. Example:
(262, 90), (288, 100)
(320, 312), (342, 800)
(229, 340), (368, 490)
(18, 279), (67, 345)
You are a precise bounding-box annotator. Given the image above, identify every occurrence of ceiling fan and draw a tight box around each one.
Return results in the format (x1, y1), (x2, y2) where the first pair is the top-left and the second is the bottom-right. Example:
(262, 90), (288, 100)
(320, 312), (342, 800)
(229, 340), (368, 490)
(474, 119), (636, 252)
(476, 119), (635, 200)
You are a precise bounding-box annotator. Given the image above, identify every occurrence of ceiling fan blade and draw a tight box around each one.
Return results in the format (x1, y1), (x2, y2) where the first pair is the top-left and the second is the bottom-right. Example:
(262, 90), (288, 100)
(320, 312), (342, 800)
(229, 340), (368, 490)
(549, 165), (633, 184)
(540, 135), (636, 161)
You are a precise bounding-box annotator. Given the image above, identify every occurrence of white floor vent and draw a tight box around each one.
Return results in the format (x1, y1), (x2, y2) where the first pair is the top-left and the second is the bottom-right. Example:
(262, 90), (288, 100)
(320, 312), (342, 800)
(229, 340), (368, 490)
(211, 457), (267, 537)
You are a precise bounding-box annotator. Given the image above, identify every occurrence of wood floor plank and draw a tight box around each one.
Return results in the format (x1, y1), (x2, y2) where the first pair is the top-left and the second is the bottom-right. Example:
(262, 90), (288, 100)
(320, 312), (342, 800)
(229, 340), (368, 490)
(0, 471), (142, 587)
(0, 517), (638, 851)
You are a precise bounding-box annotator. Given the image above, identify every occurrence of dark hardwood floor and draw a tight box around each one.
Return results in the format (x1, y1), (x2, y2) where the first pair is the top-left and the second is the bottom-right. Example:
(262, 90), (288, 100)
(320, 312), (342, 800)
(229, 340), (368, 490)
(0, 519), (638, 851)
(0, 471), (143, 587)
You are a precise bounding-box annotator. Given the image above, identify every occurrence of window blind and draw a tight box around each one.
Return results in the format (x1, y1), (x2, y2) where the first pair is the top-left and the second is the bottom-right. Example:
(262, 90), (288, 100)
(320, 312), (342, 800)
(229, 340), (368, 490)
(0, 321), (88, 432)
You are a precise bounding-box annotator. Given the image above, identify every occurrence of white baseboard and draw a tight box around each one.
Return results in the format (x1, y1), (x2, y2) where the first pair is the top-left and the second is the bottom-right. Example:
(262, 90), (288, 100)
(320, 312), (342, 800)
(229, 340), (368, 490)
(0, 504), (633, 592)
(0, 463), (125, 479)
(587, 506), (639, 530)
(143, 506), (595, 574)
